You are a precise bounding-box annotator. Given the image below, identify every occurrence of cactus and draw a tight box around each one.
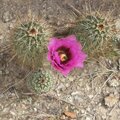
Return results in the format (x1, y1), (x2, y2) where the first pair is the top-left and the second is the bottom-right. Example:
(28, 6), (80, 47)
(110, 18), (120, 56)
(11, 19), (53, 68)
(27, 69), (53, 94)
(112, 37), (120, 55)
(70, 14), (118, 57)
(72, 15), (110, 47)
(80, 15), (109, 41)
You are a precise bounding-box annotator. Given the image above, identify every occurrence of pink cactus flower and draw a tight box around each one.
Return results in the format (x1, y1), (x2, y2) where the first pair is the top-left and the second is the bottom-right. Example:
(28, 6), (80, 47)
(47, 35), (87, 76)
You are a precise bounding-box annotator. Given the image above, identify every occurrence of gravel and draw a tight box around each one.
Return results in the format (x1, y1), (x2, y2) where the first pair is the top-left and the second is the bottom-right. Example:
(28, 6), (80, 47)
(0, 0), (120, 120)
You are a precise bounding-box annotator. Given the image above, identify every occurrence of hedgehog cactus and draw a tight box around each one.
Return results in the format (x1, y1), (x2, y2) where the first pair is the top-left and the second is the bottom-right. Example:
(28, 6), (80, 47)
(70, 14), (117, 57)
(11, 19), (52, 68)
(27, 69), (53, 94)
(72, 15), (110, 47)
(80, 15), (109, 41)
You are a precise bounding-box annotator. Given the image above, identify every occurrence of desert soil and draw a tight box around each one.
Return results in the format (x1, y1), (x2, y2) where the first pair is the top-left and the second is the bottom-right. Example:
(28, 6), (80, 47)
(0, 0), (120, 120)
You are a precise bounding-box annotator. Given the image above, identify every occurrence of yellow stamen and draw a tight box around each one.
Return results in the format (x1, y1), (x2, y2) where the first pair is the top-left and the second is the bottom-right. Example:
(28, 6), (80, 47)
(59, 53), (68, 62)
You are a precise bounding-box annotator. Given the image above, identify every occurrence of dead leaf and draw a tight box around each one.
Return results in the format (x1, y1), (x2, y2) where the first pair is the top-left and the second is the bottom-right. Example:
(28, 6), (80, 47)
(64, 111), (76, 119)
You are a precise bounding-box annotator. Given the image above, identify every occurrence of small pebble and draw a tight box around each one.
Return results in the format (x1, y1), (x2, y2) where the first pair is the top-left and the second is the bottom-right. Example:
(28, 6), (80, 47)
(108, 78), (120, 87)
(115, 19), (120, 29)
(69, 76), (74, 81)
(0, 34), (4, 40)
(9, 23), (14, 30)
(81, 109), (85, 114)
(2, 11), (14, 23)
(71, 91), (79, 96)
(86, 107), (91, 112)
(86, 117), (91, 120)
(5, 70), (9, 75)
(60, 115), (66, 119)
(0, 70), (2, 75)
(104, 94), (119, 107)
(88, 95), (93, 99)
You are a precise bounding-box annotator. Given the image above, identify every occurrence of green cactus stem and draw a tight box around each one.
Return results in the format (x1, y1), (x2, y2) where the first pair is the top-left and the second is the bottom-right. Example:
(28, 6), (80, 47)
(70, 14), (118, 58)
(27, 69), (53, 94)
(11, 19), (53, 68)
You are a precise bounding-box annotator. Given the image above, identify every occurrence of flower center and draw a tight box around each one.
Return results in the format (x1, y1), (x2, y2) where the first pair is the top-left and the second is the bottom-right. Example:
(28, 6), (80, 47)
(58, 49), (69, 62)
(28, 28), (38, 37)
(97, 24), (104, 31)
(38, 78), (45, 84)
(59, 53), (68, 62)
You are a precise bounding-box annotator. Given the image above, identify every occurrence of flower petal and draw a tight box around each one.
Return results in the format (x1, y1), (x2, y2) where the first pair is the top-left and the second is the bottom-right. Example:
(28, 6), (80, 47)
(47, 35), (87, 76)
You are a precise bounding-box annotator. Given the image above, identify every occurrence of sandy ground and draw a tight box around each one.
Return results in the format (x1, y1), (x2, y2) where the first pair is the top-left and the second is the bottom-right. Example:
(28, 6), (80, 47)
(0, 0), (120, 120)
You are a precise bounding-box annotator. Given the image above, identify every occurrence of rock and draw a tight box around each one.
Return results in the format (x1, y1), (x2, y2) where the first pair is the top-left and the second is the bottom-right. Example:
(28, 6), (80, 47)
(81, 110), (85, 114)
(95, 115), (102, 120)
(0, 34), (4, 45)
(0, 70), (2, 75)
(57, 83), (64, 89)
(104, 94), (119, 107)
(71, 91), (80, 96)
(0, 34), (4, 40)
(74, 95), (83, 104)
(115, 19), (120, 30)
(107, 78), (120, 87)
(88, 95), (93, 99)
(2, 11), (14, 23)
(86, 117), (92, 120)
(86, 107), (91, 112)
(71, 91), (84, 103)
(0, 103), (3, 110)
(96, 106), (107, 119)
(60, 115), (66, 119)
(5, 70), (9, 75)
(33, 107), (37, 112)
(10, 110), (16, 116)
(64, 95), (73, 104)
(9, 23), (14, 30)
(65, 83), (69, 87)
(68, 76), (74, 81)
(9, 118), (13, 120)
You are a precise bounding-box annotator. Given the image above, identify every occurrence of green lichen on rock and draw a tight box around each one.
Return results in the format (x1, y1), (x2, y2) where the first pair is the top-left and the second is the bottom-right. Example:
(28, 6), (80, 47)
(11, 19), (53, 68)
(27, 69), (53, 94)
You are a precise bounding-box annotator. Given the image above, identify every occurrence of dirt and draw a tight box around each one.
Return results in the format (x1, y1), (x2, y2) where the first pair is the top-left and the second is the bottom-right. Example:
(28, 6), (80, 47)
(0, 0), (120, 120)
